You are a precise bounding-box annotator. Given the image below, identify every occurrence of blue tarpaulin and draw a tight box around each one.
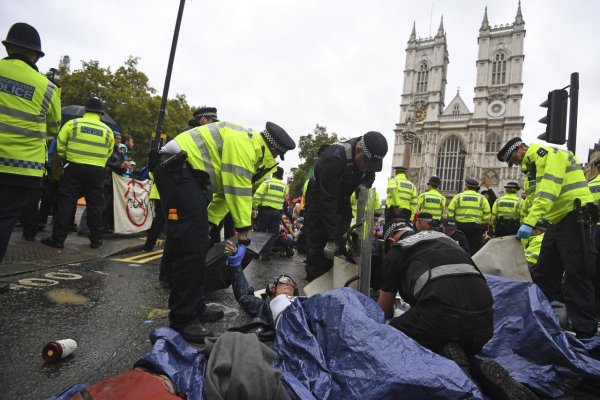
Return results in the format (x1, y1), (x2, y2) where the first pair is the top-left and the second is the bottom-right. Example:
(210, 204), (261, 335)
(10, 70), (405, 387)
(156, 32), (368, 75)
(51, 276), (600, 400)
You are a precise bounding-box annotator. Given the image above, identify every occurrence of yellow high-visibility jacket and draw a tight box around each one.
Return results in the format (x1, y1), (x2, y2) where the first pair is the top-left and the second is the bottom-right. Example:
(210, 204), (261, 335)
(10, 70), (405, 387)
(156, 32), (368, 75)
(387, 172), (417, 218)
(57, 112), (114, 167)
(589, 174), (600, 205)
(350, 189), (380, 218)
(254, 176), (287, 211)
(522, 233), (544, 268)
(447, 189), (491, 224)
(492, 192), (521, 227)
(174, 121), (277, 230)
(0, 57), (61, 180)
(520, 143), (594, 226)
(416, 188), (446, 220)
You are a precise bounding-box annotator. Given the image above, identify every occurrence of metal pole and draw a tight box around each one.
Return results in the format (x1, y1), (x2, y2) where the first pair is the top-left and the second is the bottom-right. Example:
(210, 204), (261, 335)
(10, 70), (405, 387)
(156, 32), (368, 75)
(567, 72), (579, 154)
(152, 0), (186, 150)
(358, 188), (375, 296)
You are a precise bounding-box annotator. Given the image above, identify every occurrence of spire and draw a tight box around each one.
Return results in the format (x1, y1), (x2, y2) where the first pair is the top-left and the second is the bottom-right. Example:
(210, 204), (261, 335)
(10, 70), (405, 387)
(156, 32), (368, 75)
(436, 15), (445, 37)
(514, 0), (524, 25)
(480, 6), (490, 31)
(409, 21), (416, 42)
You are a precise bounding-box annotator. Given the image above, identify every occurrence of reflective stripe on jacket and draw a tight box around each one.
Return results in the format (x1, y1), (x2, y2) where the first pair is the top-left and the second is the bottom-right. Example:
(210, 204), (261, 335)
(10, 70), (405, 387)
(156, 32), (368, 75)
(520, 143), (594, 226)
(492, 193), (521, 225)
(174, 121), (277, 229)
(0, 58), (61, 178)
(522, 233), (544, 267)
(589, 175), (600, 205)
(416, 188), (446, 220)
(254, 176), (287, 210)
(447, 189), (491, 224)
(57, 112), (114, 167)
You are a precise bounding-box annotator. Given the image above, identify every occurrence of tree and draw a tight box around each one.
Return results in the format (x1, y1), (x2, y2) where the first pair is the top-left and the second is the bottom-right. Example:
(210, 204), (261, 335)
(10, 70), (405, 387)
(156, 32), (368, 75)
(52, 57), (195, 162)
(289, 124), (340, 198)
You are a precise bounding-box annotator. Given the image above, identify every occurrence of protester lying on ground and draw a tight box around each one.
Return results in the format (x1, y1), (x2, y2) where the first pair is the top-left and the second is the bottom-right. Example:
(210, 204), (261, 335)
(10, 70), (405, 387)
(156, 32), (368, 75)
(376, 219), (538, 400)
(225, 240), (299, 330)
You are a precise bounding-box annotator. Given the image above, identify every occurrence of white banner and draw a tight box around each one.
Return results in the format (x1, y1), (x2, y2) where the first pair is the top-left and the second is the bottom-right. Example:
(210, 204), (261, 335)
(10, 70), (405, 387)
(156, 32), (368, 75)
(112, 173), (154, 234)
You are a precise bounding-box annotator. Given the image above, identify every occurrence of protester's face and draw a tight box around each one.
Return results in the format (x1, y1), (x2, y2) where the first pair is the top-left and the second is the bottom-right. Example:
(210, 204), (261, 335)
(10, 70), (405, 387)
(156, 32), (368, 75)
(115, 136), (122, 146)
(443, 227), (455, 236)
(126, 138), (134, 149)
(275, 283), (295, 296)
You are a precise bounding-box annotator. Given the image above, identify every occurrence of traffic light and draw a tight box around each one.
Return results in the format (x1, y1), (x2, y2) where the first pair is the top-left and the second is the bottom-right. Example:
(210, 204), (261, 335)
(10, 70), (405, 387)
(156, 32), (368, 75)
(537, 89), (568, 145)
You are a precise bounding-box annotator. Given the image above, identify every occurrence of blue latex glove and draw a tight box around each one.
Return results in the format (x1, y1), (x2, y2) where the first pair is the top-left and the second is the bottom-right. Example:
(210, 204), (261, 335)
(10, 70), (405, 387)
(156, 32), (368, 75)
(227, 244), (247, 267)
(516, 224), (534, 239)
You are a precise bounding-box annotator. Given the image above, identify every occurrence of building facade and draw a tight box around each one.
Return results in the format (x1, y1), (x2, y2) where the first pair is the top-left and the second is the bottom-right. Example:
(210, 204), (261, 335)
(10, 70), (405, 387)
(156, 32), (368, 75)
(392, 3), (526, 197)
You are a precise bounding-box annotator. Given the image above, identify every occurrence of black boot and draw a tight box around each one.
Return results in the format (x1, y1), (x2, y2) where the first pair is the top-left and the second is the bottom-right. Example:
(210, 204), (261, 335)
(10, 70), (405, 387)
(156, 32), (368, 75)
(173, 321), (212, 343)
(197, 304), (224, 322)
(469, 357), (539, 400)
(440, 342), (472, 380)
(41, 237), (64, 249)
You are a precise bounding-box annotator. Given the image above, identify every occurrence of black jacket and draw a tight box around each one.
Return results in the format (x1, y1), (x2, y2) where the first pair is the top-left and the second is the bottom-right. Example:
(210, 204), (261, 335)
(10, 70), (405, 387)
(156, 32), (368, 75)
(306, 138), (375, 241)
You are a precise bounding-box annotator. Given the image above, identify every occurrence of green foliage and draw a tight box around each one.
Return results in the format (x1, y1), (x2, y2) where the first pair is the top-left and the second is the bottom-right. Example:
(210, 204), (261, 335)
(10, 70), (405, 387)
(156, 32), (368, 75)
(289, 124), (340, 198)
(54, 57), (194, 162)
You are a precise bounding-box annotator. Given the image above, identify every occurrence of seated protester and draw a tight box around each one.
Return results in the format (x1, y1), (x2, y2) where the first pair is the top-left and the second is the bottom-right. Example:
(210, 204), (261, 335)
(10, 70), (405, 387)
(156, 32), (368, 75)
(273, 216), (295, 257)
(415, 212), (434, 232)
(376, 220), (537, 400)
(225, 240), (299, 328)
(522, 220), (547, 271)
(441, 218), (470, 254)
(294, 217), (307, 254)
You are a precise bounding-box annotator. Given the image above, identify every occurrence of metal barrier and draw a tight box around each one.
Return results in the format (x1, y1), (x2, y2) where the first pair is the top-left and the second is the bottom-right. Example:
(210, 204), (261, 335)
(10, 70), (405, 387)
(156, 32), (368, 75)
(356, 187), (375, 295)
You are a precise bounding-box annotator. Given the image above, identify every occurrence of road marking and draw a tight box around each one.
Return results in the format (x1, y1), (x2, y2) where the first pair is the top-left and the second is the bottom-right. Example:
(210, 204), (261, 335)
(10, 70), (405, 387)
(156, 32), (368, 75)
(112, 250), (163, 264)
(45, 272), (82, 280)
(18, 278), (60, 287)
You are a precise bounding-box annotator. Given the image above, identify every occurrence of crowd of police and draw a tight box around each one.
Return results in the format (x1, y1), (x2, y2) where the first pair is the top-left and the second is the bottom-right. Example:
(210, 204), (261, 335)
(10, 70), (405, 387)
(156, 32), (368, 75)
(2, 21), (600, 400)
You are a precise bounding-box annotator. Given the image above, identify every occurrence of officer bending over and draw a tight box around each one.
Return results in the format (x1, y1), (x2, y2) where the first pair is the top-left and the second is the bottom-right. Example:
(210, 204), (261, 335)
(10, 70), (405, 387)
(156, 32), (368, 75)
(377, 220), (537, 400)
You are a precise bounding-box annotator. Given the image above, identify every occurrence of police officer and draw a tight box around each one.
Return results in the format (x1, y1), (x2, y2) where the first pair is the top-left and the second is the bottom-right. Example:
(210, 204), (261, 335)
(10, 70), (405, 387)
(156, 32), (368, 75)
(253, 166), (288, 261)
(377, 224), (537, 400)
(0, 22), (61, 264)
(152, 120), (295, 342)
(491, 181), (521, 237)
(447, 178), (491, 255)
(416, 175), (446, 225)
(304, 131), (388, 281)
(497, 137), (598, 339)
(386, 166), (417, 222)
(42, 98), (114, 249)
(441, 217), (470, 254)
(522, 220), (547, 270)
(589, 159), (600, 309)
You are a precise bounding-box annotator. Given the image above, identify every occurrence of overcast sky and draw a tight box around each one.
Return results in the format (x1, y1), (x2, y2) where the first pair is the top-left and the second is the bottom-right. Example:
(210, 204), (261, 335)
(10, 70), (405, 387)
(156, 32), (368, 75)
(2, 0), (599, 196)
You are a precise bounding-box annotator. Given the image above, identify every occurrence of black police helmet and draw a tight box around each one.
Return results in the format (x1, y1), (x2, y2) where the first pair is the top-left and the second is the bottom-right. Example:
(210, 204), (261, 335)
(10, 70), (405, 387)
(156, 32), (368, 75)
(3, 23), (44, 57)
(85, 97), (105, 114)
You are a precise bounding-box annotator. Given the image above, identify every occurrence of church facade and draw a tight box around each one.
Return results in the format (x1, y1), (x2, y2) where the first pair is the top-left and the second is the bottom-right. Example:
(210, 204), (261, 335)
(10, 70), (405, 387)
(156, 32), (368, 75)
(391, 3), (526, 197)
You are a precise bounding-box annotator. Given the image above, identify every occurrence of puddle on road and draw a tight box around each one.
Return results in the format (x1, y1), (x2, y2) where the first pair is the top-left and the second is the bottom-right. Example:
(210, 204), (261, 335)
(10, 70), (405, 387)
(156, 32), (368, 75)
(46, 289), (90, 305)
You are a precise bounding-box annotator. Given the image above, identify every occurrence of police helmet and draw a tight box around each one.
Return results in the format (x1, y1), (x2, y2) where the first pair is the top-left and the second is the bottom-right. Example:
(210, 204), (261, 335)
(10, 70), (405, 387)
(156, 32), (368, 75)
(2, 23), (44, 57)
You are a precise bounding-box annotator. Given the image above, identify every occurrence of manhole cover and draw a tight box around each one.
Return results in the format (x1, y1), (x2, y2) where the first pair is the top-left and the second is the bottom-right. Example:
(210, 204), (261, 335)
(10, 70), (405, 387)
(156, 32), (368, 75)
(1, 245), (63, 265)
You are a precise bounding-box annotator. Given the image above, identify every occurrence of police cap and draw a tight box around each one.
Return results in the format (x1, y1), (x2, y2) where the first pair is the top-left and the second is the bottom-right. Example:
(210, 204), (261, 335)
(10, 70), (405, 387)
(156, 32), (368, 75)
(465, 177), (479, 188)
(85, 97), (105, 114)
(418, 212), (433, 222)
(382, 218), (413, 242)
(193, 106), (218, 121)
(497, 137), (524, 167)
(504, 181), (520, 190)
(394, 166), (407, 172)
(361, 131), (388, 172)
(427, 175), (441, 187)
(2, 22), (44, 57)
(263, 122), (296, 160)
(443, 218), (457, 229)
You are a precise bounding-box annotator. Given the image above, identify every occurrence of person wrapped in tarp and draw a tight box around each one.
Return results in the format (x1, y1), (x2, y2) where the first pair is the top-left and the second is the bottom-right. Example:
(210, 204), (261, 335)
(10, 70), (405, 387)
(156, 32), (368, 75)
(376, 219), (538, 400)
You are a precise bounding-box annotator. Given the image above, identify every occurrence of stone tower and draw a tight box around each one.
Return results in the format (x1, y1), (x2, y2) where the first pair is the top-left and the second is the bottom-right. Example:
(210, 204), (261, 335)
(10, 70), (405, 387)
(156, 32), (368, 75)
(392, 3), (526, 197)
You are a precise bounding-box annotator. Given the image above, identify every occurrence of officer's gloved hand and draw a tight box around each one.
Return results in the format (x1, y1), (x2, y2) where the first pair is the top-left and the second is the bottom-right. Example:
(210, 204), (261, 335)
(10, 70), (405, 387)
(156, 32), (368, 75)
(516, 224), (534, 239)
(148, 148), (160, 172)
(323, 241), (339, 260)
(226, 240), (246, 267)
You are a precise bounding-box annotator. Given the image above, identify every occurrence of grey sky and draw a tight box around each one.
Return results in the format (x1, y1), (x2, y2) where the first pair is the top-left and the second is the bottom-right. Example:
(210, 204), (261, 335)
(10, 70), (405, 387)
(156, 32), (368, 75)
(2, 0), (599, 196)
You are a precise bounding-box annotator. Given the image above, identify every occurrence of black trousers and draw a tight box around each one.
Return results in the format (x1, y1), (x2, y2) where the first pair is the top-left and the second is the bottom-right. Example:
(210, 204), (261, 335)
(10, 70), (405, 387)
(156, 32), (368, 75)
(304, 202), (352, 281)
(494, 218), (519, 237)
(154, 163), (209, 327)
(256, 207), (281, 256)
(0, 184), (35, 263)
(532, 211), (598, 336)
(209, 213), (235, 246)
(38, 176), (59, 224)
(52, 163), (104, 244)
(145, 199), (165, 250)
(19, 182), (41, 239)
(457, 222), (485, 256)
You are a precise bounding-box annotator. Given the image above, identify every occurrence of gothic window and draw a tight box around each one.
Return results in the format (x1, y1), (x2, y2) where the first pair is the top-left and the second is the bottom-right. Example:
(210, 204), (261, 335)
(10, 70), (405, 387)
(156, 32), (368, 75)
(485, 133), (500, 153)
(491, 52), (507, 85)
(416, 62), (429, 93)
(436, 136), (466, 193)
(411, 138), (422, 156)
(452, 104), (460, 115)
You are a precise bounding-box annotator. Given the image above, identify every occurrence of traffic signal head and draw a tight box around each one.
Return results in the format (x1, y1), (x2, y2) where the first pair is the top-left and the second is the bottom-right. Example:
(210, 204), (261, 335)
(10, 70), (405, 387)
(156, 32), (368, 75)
(538, 89), (568, 145)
